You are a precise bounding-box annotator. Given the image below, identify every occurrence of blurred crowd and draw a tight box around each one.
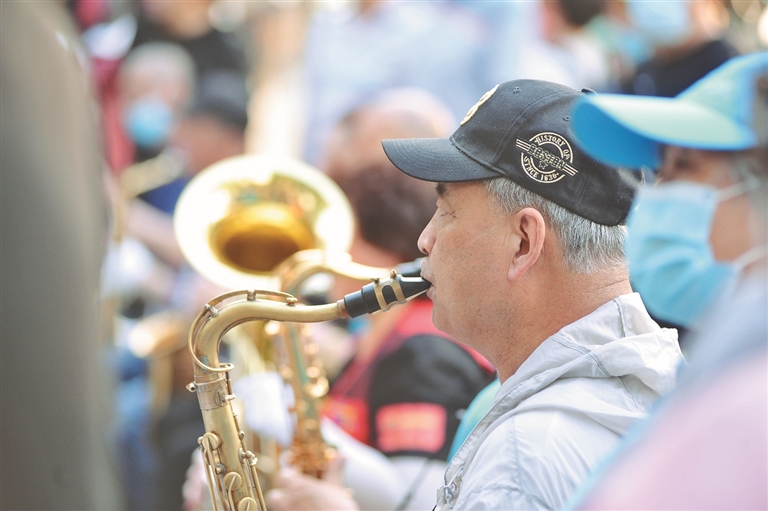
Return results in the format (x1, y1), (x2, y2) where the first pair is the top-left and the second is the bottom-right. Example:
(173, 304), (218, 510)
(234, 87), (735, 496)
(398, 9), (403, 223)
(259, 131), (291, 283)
(2, 0), (766, 510)
(68, 0), (768, 509)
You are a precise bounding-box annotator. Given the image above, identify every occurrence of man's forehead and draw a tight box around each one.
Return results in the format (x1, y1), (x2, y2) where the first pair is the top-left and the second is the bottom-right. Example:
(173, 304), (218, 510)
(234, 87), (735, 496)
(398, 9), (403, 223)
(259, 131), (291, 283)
(436, 181), (489, 200)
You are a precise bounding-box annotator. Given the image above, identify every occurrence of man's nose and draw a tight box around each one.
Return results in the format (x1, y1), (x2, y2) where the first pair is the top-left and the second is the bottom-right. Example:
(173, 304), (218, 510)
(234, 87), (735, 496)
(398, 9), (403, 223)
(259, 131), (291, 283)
(417, 215), (436, 255)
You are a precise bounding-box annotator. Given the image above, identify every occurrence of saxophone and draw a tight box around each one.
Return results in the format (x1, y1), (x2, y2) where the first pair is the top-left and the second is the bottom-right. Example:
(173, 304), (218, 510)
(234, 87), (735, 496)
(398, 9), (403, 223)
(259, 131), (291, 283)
(186, 271), (430, 511)
(173, 154), (358, 489)
(274, 250), (425, 479)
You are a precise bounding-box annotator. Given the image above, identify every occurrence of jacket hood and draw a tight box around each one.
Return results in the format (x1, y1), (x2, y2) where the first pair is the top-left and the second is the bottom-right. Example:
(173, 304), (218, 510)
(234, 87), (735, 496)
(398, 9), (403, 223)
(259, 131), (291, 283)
(496, 293), (682, 432)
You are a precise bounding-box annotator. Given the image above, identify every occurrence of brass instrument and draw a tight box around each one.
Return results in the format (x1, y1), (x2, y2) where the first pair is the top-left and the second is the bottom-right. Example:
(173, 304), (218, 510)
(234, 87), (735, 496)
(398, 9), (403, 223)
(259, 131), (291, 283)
(119, 149), (187, 200)
(186, 273), (431, 511)
(173, 154), (357, 488)
(173, 154), (430, 511)
(174, 154), (354, 291)
(126, 310), (190, 417)
(273, 250), (401, 479)
(113, 149), (187, 242)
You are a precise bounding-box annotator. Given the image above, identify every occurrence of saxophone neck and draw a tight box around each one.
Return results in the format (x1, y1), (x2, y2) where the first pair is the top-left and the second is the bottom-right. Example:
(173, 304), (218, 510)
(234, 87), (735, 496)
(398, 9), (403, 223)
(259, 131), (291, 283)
(190, 291), (346, 377)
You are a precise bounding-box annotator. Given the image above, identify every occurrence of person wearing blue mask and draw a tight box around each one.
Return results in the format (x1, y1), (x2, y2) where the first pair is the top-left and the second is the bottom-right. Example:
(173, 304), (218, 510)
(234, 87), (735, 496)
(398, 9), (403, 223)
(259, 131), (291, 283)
(568, 51), (768, 509)
(621, 0), (738, 98)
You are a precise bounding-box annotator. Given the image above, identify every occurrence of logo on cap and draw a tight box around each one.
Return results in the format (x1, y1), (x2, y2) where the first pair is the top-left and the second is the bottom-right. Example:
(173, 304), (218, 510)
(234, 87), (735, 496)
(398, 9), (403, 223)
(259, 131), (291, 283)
(461, 84), (499, 125)
(515, 132), (579, 184)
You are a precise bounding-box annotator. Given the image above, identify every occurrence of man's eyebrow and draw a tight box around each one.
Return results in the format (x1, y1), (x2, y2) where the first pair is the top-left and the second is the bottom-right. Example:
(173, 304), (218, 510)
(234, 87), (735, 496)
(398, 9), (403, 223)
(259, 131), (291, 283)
(436, 182), (449, 197)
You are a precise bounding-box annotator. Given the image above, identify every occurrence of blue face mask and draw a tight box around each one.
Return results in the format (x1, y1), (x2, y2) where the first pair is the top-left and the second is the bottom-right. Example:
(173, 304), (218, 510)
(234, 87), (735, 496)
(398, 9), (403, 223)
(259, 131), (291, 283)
(626, 180), (761, 328)
(123, 98), (174, 150)
(626, 0), (692, 48)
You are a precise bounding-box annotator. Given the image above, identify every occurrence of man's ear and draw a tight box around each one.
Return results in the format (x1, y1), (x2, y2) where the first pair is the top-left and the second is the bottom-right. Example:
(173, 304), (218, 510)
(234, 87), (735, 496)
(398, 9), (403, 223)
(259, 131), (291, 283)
(508, 207), (546, 282)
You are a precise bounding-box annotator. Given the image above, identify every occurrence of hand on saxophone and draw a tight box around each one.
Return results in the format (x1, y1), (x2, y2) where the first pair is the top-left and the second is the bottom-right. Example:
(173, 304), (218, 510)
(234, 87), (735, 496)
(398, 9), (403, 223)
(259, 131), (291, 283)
(266, 454), (360, 511)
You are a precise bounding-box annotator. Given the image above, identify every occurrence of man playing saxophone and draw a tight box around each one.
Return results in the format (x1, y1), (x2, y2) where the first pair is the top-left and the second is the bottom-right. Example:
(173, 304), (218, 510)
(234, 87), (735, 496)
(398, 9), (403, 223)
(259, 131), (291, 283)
(266, 80), (683, 510)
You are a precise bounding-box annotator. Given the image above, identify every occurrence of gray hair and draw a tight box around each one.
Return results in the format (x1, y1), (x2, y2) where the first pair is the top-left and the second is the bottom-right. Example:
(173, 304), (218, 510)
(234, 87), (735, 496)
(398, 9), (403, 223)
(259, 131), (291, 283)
(484, 177), (627, 274)
(730, 147), (768, 222)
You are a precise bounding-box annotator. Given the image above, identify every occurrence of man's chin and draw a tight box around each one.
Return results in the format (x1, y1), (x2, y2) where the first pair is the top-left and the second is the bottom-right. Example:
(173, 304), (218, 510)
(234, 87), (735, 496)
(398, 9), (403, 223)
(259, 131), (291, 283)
(430, 308), (449, 336)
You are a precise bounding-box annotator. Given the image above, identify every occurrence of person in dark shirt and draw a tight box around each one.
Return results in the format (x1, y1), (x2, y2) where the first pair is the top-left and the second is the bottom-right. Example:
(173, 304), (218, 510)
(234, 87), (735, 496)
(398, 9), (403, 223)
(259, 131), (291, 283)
(621, 0), (738, 97)
(132, 0), (248, 80)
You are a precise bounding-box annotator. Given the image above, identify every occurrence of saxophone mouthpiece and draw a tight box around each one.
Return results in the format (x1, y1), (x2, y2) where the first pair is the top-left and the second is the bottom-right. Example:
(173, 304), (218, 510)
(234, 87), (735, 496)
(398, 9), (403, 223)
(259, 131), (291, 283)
(393, 257), (425, 278)
(343, 270), (431, 318)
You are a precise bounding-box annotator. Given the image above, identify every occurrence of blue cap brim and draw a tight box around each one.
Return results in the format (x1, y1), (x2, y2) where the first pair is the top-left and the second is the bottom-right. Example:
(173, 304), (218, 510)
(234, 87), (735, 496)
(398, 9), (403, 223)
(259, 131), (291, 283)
(571, 94), (756, 170)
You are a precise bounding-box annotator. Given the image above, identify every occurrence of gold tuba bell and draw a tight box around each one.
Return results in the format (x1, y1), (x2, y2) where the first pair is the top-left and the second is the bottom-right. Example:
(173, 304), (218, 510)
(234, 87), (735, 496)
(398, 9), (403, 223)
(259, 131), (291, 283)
(174, 153), (355, 291)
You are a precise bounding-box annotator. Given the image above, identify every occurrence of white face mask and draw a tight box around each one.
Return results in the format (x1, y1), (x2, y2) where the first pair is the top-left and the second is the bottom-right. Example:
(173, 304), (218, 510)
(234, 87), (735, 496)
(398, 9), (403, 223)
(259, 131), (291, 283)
(626, 0), (692, 48)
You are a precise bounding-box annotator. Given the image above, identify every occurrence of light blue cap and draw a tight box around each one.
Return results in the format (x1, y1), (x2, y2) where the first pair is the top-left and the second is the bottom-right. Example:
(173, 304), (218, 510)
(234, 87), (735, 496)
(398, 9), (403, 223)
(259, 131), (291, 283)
(571, 52), (768, 169)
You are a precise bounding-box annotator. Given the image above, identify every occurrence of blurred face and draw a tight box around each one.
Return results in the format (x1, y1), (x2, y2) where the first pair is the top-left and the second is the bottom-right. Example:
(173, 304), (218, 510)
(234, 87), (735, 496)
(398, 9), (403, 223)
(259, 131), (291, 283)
(170, 115), (244, 174)
(656, 147), (760, 261)
(417, 182), (513, 348)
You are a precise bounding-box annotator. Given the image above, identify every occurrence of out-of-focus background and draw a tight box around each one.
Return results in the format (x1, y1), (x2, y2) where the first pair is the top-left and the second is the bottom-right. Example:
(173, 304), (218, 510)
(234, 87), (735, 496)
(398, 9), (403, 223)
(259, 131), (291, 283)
(1, 1), (766, 510)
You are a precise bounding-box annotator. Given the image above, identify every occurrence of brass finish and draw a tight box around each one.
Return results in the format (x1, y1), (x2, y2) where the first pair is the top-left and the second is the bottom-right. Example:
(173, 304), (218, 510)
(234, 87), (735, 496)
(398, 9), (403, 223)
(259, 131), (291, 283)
(126, 311), (190, 417)
(188, 272), (427, 511)
(274, 249), (394, 478)
(119, 149), (187, 201)
(174, 154), (354, 291)
(174, 155), (358, 507)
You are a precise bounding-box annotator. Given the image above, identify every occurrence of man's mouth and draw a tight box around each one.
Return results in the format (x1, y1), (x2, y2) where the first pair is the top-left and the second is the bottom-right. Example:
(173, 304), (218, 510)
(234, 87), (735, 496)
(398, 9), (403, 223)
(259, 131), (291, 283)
(421, 272), (435, 299)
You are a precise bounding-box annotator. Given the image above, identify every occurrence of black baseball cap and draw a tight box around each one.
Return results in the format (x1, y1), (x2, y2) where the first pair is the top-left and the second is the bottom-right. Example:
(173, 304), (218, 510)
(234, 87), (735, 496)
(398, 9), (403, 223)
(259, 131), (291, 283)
(382, 79), (640, 226)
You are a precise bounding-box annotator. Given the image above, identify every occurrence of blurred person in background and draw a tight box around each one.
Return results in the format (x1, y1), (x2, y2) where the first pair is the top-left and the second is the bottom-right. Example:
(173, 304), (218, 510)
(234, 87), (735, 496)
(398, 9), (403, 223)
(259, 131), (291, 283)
(117, 42), (197, 166)
(132, 0), (248, 83)
(621, 0), (739, 97)
(461, 0), (614, 94)
(536, 0), (612, 91)
(611, 0), (741, 339)
(124, 68), (250, 271)
(129, 68), (250, 215)
(300, 0), (489, 167)
(79, 0), (249, 174)
(570, 51), (768, 509)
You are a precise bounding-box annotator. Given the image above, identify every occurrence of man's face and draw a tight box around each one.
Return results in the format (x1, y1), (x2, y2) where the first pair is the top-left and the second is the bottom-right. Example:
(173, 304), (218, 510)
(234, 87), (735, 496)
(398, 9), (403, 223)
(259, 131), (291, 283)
(656, 147), (759, 261)
(417, 182), (514, 348)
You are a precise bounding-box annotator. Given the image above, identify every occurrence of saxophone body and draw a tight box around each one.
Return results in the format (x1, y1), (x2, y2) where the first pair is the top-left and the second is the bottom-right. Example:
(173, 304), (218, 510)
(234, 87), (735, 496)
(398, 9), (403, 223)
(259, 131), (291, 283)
(275, 249), (396, 479)
(187, 273), (430, 511)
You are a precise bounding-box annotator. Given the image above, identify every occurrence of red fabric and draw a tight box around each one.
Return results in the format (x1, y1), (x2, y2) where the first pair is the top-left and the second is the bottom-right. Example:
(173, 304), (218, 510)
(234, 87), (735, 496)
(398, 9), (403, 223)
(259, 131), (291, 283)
(74, 0), (110, 31)
(394, 299), (493, 373)
(375, 402), (447, 453)
(322, 397), (369, 445)
(324, 298), (492, 446)
(91, 57), (135, 174)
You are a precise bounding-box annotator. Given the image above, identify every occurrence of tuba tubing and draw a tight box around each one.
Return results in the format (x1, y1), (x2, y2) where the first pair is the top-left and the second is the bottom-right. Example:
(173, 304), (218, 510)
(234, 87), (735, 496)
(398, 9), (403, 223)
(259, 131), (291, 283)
(187, 273), (430, 511)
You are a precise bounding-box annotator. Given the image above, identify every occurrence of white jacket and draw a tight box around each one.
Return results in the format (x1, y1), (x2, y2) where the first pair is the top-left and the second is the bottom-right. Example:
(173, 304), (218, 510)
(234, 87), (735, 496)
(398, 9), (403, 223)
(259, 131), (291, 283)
(437, 293), (682, 510)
